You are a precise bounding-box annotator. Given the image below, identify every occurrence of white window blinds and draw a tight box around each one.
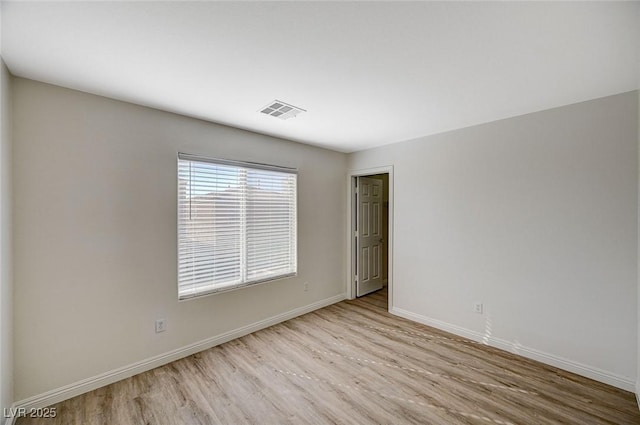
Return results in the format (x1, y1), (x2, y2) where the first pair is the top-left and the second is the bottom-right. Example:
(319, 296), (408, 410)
(177, 153), (297, 299)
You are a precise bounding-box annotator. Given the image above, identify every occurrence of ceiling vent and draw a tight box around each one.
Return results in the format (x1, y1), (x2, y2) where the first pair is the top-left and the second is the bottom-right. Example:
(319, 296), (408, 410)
(260, 100), (306, 120)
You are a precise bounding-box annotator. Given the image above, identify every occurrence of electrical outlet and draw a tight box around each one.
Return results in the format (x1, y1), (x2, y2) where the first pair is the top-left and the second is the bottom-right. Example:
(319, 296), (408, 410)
(155, 318), (167, 333)
(303, 282), (309, 292)
(473, 302), (483, 314)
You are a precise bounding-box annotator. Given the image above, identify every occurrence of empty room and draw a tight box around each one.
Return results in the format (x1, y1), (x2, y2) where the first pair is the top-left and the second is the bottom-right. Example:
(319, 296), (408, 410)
(1, 1), (640, 424)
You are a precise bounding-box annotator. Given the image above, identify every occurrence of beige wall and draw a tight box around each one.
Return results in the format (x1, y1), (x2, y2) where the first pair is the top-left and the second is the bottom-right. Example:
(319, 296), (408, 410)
(12, 78), (347, 400)
(0, 59), (14, 413)
(350, 91), (639, 389)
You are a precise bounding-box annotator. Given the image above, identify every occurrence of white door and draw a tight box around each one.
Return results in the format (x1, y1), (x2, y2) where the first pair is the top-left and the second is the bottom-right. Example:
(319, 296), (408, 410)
(356, 177), (384, 297)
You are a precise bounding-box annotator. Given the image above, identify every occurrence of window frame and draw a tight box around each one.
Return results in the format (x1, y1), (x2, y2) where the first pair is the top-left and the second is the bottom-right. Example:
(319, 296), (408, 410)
(177, 152), (298, 300)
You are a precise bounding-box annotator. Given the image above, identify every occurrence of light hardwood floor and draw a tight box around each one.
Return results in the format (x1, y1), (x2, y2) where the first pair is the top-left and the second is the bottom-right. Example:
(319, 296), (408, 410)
(17, 287), (640, 424)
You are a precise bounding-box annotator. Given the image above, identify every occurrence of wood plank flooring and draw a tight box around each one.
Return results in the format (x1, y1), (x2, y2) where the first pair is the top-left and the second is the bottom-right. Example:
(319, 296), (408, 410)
(17, 287), (640, 424)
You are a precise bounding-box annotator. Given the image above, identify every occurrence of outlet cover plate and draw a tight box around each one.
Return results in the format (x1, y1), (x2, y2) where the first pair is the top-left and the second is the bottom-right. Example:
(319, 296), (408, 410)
(155, 319), (167, 333)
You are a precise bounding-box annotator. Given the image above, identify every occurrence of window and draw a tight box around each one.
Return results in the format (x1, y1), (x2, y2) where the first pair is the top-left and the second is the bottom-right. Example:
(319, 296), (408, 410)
(177, 153), (297, 299)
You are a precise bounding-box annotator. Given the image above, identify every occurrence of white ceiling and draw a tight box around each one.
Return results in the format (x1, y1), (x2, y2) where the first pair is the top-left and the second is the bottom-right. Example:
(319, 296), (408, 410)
(2, 1), (639, 153)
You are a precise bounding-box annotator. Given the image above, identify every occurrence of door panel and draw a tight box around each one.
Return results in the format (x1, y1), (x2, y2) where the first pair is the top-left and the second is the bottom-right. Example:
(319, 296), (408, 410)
(362, 203), (370, 237)
(357, 177), (384, 297)
(362, 247), (370, 281)
(372, 245), (380, 279)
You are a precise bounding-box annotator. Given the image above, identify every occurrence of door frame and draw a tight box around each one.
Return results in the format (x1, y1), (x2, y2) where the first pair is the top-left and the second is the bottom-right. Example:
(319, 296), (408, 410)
(346, 166), (394, 309)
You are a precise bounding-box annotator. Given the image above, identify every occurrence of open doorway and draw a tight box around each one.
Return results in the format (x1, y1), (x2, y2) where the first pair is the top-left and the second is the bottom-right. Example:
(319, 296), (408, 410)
(347, 167), (393, 310)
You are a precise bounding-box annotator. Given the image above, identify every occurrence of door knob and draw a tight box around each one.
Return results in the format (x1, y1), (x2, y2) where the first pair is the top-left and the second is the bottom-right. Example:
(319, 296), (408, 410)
(379, 238), (383, 243)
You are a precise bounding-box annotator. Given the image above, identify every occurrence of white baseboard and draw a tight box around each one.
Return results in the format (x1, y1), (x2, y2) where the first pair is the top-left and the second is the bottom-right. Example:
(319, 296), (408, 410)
(636, 380), (640, 412)
(7, 293), (346, 419)
(390, 306), (635, 392)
